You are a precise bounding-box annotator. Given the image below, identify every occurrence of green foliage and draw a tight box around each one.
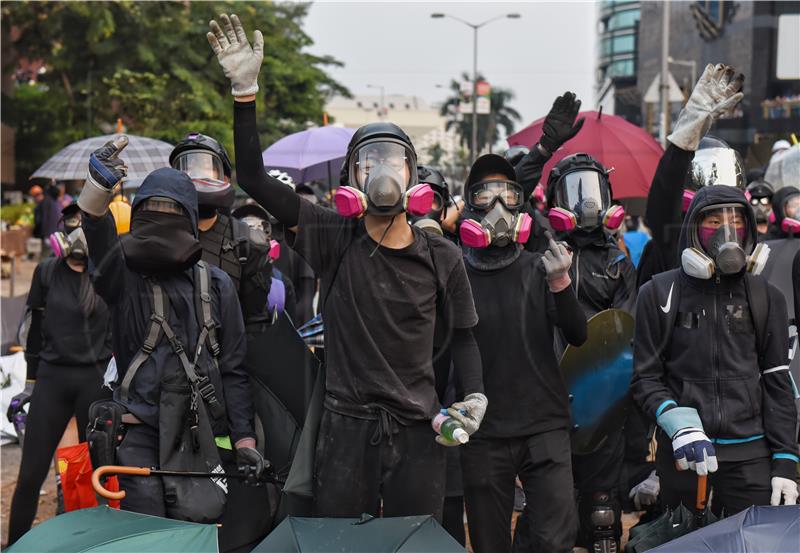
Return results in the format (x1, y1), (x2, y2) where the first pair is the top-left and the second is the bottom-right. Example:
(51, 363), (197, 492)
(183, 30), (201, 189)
(0, 202), (34, 226)
(1, 1), (349, 183)
(439, 72), (521, 154)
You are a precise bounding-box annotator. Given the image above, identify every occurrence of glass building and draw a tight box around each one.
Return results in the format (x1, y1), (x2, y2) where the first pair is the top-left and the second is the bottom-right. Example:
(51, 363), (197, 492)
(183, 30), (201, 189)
(596, 1), (641, 123)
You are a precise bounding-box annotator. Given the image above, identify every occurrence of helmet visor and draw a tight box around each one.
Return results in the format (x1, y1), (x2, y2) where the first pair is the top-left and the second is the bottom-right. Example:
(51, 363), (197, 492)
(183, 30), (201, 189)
(783, 194), (800, 219)
(689, 148), (744, 188)
(173, 151), (226, 182)
(354, 142), (411, 190)
(556, 170), (610, 212)
(468, 180), (524, 210)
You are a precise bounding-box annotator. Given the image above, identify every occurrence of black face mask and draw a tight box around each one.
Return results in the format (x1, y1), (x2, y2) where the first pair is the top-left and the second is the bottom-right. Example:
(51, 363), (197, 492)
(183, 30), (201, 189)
(121, 211), (202, 275)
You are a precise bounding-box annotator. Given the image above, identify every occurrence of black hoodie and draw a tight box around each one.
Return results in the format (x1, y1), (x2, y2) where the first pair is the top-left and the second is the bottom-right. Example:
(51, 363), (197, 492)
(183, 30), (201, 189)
(763, 186), (800, 241)
(631, 185), (798, 479)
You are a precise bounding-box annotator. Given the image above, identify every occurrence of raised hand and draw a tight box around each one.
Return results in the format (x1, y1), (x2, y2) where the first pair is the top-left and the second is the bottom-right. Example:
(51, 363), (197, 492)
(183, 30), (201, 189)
(541, 231), (573, 292)
(668, 63), (745, 151)
(539, 91), (585, 155)
(207, 14), (264, 97)
(78, 135), (129, 217)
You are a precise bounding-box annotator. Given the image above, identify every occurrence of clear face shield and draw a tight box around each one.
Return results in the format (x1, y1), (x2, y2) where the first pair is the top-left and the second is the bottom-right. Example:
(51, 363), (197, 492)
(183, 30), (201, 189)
(693, 204), (751, 274)
(555, 170), (610, 229)
(689, 148), (744, 188)
(351, 141), (412, 208)
(783, 194), (800, 220)
(172, 151), (227, 184)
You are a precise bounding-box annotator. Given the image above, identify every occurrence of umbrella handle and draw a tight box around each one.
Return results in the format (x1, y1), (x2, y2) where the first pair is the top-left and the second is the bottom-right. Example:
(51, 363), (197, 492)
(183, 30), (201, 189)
(695, 473), (708, 512)
(92, 465), (151, 500)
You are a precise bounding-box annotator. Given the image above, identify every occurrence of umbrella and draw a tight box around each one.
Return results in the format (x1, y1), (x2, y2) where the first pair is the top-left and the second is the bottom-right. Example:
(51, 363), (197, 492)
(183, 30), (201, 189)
(507, 110), (664, 199)
(262, 126), (356, 186)
(6, 506), (218, 552)
(648, 505), (800, 552)
(253, 514), (466, 552)
(764, 143), (800, 191)
(31, 134), (173, 187)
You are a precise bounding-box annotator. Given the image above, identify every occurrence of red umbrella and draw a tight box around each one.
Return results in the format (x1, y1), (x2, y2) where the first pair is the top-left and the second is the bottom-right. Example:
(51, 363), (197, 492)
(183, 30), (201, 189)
(507, 110), (664, 199)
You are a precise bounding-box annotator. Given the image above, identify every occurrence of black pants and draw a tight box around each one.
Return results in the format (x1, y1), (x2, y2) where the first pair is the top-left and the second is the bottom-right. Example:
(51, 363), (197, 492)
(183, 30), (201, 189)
(461, 430), (576, 553)
(572, 426), (624, 548)
(117, 424), (165, 516)
(312, 409), (446, 519)
(656, 443), (772, 516)
(8, 363), (110, 544)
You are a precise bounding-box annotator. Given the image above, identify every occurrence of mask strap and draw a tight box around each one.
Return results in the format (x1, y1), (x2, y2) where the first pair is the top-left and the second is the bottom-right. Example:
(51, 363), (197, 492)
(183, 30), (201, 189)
(369, 216), (396, 258)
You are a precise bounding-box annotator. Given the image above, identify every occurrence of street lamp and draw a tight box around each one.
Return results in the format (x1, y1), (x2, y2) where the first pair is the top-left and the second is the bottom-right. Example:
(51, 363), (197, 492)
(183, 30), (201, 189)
(431, 12), (521, 162)
(366, 84), (386, 120)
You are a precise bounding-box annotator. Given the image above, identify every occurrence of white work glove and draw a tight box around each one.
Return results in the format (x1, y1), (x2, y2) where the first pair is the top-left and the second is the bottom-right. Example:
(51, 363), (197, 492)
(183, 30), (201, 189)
(668, 63), (744, 151)
(628, 470), (660, 510)
(770, 477), (799, 506)
(541, 231), (573, 293)
(447, 393), (488, 436)
(207, 14), (264, 97)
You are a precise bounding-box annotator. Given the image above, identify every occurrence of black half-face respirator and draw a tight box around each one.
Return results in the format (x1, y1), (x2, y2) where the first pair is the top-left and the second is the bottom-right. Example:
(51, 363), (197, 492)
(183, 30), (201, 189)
(681, 204), (769, 279)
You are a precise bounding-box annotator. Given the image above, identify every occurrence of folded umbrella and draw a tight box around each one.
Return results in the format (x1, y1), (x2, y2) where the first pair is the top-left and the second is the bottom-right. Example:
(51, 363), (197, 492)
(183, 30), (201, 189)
(507, 110), (663, 199)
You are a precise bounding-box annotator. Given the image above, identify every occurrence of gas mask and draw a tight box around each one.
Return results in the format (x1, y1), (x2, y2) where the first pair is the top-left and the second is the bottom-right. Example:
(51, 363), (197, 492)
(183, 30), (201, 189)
(49, 227), (88, 261)
(335, 139), (433, 218)
(460, 180), (532, 248)
(548, 169), (624, 232)
(681, 204), (767, 279)
(749, 196), (772, 225)
(781, 194), (800, 234)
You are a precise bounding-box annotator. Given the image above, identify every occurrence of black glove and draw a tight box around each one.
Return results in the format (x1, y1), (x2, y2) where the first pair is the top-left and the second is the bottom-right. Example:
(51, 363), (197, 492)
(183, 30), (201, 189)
(236, 446), (266, 484)
(539, 91), (584, 155)
(6, 382), (34, 423)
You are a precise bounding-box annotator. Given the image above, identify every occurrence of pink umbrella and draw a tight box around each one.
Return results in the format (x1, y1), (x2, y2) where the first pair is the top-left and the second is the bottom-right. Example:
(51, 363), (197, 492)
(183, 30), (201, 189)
(507, 110), (664, 199)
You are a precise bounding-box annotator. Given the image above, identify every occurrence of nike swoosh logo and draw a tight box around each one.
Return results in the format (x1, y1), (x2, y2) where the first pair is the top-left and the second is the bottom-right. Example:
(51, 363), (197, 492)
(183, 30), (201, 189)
(660, 282), (674, 314)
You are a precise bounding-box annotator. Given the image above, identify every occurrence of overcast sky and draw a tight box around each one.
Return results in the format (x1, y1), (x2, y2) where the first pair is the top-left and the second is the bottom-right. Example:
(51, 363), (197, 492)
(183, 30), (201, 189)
(303, 1), (598, 139)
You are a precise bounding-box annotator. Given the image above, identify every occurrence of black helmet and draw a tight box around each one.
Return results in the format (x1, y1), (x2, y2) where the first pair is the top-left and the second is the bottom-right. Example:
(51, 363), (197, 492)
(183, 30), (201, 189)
(341, 122), (417, 190)
(546, 152), (611, 208)
(686, 136), (745, 190)
(503, 145), (530, 167)
(170, 133), (232, 178)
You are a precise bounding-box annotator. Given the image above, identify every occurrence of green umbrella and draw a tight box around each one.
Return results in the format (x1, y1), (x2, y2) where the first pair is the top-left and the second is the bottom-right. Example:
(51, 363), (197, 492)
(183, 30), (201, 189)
(253, 514), (465, 552)
(7, 506), (218, 553)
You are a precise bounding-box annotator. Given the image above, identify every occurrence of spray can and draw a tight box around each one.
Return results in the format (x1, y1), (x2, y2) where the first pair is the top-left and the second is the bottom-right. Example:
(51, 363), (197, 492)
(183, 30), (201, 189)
(432, 409), (469, 444)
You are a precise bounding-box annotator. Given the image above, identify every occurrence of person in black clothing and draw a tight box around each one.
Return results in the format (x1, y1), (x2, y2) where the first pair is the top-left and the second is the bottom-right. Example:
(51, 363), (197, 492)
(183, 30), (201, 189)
(636, 63), (745, 288)
(208, 14), (485, 520)
(6, 204), (113, 544)
(457, 153), (587, 553)
(746, 179), (774, 238)
(545, 152), (636, 551)
(763, 186), (799, 241)
(411, 165), (452, 238)
(632, 184), (799, 512)
(77, 137), (263, 518)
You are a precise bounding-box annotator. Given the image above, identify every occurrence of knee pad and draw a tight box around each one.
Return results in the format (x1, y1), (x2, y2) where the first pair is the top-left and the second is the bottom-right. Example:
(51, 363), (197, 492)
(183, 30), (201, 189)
(590, 491), (618, 553)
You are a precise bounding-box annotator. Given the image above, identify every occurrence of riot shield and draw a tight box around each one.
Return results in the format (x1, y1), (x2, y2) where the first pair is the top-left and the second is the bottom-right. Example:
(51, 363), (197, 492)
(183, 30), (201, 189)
(560, 308), (635, 455)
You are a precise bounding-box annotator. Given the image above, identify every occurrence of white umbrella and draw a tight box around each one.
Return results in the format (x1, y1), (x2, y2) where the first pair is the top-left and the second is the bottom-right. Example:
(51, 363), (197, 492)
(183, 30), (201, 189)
(764, 143), (800, 191)
(31, 134), (173, 187)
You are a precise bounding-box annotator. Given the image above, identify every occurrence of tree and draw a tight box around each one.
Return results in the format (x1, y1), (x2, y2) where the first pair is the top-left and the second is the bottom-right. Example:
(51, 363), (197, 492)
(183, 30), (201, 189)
(439, 72), (521, 156)
(1, 1), (349, 184)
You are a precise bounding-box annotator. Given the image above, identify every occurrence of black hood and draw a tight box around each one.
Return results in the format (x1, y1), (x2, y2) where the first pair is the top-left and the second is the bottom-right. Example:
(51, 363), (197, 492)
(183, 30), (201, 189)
(770, 186), (800, 235)
(132, 167), (199, 237)
(678, 184), (756, 254)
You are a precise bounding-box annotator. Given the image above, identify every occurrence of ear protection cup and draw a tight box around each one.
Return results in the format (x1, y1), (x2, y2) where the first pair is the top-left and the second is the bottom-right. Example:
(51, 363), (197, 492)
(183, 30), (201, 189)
(548, 207), (577, 233)
(404, 184), (434, 216)
(459, 219), (492, 249)
(334, 186), (368, 218)
(782, 217), (800, 234)
(603, 205), (626, 230)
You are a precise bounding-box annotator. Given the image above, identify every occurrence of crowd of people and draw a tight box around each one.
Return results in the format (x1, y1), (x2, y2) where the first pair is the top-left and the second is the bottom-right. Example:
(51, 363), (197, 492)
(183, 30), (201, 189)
(5, 14), (800, 553)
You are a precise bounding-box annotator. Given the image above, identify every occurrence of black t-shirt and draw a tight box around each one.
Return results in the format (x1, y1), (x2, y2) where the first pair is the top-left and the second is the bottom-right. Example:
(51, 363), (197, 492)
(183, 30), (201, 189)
(467, 250), (572, 438)
(28, 259), (112, 367)
(291, 201), (478, 422)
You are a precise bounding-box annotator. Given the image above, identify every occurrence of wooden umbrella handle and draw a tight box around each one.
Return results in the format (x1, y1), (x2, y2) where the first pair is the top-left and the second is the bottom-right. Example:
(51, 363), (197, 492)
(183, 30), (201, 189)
(696, 473), (708, 512)
(92, 466), (151, 501)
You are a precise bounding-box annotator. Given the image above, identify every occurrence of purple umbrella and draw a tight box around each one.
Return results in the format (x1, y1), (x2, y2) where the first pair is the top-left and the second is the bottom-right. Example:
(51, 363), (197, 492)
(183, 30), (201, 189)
(262, 127), (356, 188)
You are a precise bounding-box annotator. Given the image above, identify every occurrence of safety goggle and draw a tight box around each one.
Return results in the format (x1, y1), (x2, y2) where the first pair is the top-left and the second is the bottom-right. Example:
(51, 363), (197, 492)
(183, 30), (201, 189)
(137, 197), (186, 216)
(467, 180), (523, 210)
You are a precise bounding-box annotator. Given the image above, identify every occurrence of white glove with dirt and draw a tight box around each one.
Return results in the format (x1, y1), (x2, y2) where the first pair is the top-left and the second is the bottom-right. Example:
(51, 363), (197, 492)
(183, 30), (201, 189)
(207, 14), (264, 97)
(770, 476), (799, 506)
(447, 393), (488, 436)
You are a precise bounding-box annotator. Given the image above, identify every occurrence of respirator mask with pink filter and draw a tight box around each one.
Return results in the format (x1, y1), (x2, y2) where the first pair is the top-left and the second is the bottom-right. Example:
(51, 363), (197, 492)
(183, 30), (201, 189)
(334, 137), (433, 218)
(460, 179), (532, 248)
(547, 166), (624, 233)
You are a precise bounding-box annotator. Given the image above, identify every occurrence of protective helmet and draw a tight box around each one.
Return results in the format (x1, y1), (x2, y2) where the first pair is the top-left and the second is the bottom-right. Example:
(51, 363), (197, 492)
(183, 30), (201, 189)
(546, 153), (625, 232)
(170, 133), (234, 212)
(335, 122), (432, 218)
(503, 145), (530, 167)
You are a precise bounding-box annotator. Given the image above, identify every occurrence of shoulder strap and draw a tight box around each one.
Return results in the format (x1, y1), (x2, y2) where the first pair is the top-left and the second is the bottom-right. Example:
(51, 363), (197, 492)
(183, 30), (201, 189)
(229, 218), (250, 265)
(744, 273), (770, 365)
(421, 231), (445, 313)
(651, 269), (682, 361)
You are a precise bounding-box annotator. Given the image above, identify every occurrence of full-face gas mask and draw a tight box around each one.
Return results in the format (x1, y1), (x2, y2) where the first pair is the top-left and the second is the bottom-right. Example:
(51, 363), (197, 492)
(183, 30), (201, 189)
(411, 166), (450, 236)
(546, 154), (624, 233)
(681, 204), (768, 279)
(231, 204), (281, 262)
(746, 180), (774, 225)
(335, 123), (433, 218)
(682, 136), (745, 212)
(780, 192), (800, 235)
(460, 179), (532, 248)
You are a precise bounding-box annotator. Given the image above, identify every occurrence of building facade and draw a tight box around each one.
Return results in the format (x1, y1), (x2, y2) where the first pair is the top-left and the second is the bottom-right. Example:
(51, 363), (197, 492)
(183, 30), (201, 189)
(596, 1), (643, 125)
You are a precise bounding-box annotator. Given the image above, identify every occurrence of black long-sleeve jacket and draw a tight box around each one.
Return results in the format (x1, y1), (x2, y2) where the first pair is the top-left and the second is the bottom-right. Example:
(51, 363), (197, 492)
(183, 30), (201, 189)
(82, 183), (254, 443)
(637, 144), (694, 288)
(631, 186), (798, 479)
